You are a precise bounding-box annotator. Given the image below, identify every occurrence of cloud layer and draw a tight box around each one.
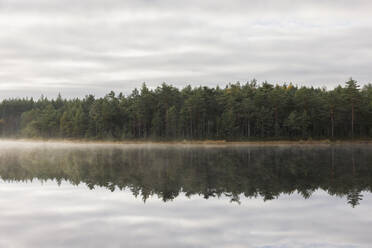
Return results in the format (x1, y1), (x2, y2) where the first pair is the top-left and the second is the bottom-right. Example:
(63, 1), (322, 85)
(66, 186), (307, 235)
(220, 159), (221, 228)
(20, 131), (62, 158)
(1, 0), (372, 98)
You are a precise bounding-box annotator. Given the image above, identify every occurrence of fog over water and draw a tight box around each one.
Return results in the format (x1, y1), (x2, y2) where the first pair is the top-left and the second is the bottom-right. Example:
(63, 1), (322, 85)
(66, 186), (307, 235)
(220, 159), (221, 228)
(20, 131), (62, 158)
(0, 140), (371, 247)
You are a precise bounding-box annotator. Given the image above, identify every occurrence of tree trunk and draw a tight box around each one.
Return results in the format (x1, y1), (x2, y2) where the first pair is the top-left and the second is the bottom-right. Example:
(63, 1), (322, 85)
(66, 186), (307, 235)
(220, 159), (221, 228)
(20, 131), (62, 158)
(248, 120), (251, 138)
(330, 108), (334, 138)
(274, 106), (279, 136)
(351, 102), (354, 139)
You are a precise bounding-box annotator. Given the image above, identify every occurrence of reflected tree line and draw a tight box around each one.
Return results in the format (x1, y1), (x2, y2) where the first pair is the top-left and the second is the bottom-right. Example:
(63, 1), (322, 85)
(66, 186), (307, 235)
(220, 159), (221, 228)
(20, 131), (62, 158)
(0, 145), (371, 207)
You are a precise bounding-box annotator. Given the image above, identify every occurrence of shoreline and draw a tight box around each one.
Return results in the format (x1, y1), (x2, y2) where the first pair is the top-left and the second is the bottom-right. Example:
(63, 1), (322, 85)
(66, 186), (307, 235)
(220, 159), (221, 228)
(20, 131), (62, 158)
(1, 138), (372, 146)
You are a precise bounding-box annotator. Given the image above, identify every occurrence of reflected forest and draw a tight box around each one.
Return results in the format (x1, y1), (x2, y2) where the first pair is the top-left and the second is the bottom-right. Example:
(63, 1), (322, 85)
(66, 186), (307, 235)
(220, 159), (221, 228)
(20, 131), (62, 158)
(0, 78), (372, 140)
(0, 145), (370, 207)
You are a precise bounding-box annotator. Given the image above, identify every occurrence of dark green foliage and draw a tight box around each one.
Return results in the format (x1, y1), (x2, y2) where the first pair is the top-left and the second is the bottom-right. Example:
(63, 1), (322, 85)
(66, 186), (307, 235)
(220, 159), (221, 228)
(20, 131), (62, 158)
(1, 78), (372, 140)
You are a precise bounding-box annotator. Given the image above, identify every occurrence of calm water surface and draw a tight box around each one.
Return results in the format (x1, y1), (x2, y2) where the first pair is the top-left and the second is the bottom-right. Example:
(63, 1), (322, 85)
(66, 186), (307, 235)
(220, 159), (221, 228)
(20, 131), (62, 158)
(0, 141), (371, 248)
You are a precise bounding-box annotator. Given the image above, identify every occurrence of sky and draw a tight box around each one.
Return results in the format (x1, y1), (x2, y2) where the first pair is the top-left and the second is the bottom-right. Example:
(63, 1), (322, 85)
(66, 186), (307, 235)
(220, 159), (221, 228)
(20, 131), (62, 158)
(0, 0), (372, 99)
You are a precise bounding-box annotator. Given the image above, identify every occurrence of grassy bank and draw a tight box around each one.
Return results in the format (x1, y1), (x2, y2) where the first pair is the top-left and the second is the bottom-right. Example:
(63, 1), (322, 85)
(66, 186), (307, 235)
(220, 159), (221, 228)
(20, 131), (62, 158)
(1, 138), (372, 146)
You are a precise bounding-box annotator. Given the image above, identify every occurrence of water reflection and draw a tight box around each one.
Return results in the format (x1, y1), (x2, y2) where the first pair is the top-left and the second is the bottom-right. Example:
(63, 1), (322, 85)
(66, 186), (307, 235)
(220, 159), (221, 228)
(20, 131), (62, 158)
(0, 143), (371, 207)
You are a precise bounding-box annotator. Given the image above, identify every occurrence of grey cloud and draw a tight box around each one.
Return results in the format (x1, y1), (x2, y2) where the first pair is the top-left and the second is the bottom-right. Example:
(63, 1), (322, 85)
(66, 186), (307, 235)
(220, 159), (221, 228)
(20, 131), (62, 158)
(0, 0), (372, 98)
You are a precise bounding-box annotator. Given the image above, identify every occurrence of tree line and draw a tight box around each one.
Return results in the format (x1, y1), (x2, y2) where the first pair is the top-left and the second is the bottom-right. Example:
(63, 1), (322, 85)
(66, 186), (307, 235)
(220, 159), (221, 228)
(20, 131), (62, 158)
(0, 78), (371, 140)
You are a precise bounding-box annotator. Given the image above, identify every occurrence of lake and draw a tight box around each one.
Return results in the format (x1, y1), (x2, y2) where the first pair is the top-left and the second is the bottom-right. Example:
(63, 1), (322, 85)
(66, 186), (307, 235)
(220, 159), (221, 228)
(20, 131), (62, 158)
(0, 141), (371, 248)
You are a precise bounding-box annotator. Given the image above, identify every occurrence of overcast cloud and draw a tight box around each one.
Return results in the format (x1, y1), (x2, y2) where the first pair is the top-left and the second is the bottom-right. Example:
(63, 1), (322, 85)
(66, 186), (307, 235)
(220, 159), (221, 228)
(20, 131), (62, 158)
(0, 0), (372, 98)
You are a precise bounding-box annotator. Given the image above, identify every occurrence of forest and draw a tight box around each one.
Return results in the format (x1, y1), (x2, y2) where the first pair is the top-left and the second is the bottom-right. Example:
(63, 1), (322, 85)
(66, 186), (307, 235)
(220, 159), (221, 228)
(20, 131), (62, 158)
(0, 78), (371, 140)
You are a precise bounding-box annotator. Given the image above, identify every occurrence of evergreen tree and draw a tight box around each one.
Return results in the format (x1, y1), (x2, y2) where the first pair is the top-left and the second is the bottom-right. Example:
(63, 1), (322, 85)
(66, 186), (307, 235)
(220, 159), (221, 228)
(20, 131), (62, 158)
(0, 79), (369, 141)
